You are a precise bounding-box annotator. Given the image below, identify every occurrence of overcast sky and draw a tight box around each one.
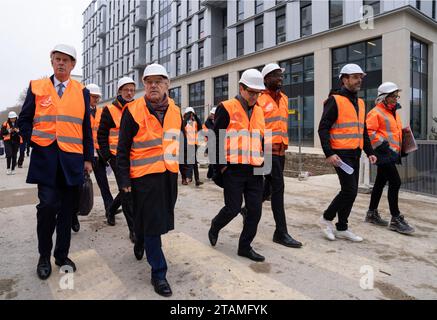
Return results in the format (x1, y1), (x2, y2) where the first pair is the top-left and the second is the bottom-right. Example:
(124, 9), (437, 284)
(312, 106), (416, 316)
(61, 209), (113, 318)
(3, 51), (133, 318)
(0, 0), (90, 111)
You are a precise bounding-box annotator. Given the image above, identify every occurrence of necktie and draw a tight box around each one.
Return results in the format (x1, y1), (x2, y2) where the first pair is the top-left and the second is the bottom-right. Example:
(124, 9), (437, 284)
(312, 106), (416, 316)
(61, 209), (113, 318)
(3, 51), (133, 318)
(57, 83), (64, 98)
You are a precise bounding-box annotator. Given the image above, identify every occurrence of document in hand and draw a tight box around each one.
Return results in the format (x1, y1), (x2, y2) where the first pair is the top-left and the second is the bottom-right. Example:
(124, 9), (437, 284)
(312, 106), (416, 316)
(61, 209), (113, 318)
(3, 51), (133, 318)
(402, 126), (418, 154)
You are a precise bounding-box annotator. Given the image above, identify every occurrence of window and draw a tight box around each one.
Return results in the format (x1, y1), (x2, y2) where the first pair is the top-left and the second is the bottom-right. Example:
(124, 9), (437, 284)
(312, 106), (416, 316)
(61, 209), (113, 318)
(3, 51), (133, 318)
(255, 16), (263, 51)
(255, 0), (264, 14)
(276, 7), (286, 44)
(280, 54), (315, 147)
(151, 19), (155, 38)
(187, 0), (193, 17)
(198, 42), (204, 69)
(187, 47), (192, 72)
(236, 25), (244, 57)
(199, 13), (205, 39)
(176, 28), (181, 49)
(214, 75), (229, 106)
(410, 38), (428, 139)
(237, 0), (244, 21)
(176, 0), (182, 22)
(433, 0), (436, 19)
(329, 0), (343, 28)
(332, 38), (382, 113)
(169, 87), (182, 106)
(150, 42), (154, 61)
(189, 81), (205, 121)
(176, 52), (181, 76)
(187, 20), (192, 44)
(151, 0), (154, 15)
(300, 1), (312, 37)
(362, 1), (380, 16)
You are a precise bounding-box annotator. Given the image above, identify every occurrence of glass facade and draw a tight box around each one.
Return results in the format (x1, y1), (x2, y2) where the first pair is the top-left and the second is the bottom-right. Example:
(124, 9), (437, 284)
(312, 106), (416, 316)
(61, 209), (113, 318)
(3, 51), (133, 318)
(363, 1), (380, 16)
(169, 86), (182, 106)
(255, 16), (263, 51)
(236, 24), (244, 57)
(189, 81), (205, 121)
(280, 54), (315, 147)
(300, 1), (312, 37)
(331, 37), (382, 112)
(158, 1), (171, 73)
(214, 75), (229, 107)
(410, 38), (428, 140)
(329, 0), (343, 28)
(276, 7), (286, 44)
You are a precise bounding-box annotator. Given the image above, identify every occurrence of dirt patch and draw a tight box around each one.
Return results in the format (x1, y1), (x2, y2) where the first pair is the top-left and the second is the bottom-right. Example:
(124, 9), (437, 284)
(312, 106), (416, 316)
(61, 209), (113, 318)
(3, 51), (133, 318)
(249, 263), (271, 274)
(0, 188), (38, 209)
(379, 255), (396, 261)
(399, 249), (437, 268)
(0, 279), (17, 297)
(374, 281), (416, 300)
(414, 284), (437, 294)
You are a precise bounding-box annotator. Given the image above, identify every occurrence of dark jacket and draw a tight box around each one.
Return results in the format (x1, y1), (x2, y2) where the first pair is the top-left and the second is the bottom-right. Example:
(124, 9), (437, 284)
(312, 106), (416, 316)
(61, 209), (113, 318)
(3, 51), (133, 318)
(318, 86), (374, 159)
(97, 96), (127, 162)
(17, 76), (93, 187)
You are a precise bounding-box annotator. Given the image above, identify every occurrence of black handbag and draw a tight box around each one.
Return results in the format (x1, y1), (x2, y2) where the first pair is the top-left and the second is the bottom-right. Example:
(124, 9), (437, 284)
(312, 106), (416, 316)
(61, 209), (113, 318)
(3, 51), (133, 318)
(78, 172), (94, 216)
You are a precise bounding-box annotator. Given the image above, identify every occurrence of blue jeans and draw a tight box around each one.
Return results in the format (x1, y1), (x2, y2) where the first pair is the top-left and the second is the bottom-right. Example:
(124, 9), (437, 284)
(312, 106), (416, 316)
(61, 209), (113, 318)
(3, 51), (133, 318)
(144, 235), (167, 280)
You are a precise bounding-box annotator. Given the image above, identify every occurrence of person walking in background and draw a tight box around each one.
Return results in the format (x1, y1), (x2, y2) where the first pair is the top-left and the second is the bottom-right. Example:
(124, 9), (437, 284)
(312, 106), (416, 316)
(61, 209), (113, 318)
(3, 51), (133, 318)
(203, 107), (216, 179)
(1, 111), (21, 175)
(365, 82), (414, 235)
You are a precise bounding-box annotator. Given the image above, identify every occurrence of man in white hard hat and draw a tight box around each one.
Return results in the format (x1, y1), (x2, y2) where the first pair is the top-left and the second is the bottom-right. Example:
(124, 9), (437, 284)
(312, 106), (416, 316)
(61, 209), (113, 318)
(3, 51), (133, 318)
(117, 63), (181, 297)
(203, 107), (216, 179)
(1, 111), (21, 175)
(317, 63), (377, 242)
(98, 77), (136, 238)
(181, 107), (203, 186)
(242, 63), (303, 248)
(17, 44), (93, 280)
(366, 82), (414, 234)
(208, 69), (266, 262)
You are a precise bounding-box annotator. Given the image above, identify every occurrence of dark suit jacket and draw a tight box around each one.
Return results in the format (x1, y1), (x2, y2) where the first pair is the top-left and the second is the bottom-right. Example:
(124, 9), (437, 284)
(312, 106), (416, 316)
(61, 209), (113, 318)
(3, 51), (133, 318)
(17, 75), (93, 187)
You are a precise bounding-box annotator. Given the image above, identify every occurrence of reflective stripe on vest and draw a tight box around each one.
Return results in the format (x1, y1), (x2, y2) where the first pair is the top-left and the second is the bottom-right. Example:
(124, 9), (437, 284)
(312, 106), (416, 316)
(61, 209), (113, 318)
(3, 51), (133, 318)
(329, 95), (365, 150)
(30, 78), (85, 154)
(128, 97), (182, 178)
(222, 98), (265, 166)
(107, 104), (123, 156)
(91, 108), (103, 150)
(185, 121), (198, 145)
(258, 92), (289, 145)
(367, 103), (403, 153)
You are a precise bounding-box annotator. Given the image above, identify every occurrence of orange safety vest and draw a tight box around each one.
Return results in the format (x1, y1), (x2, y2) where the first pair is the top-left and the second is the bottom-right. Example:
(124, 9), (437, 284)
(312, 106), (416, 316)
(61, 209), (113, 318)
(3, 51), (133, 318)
(2, 122), (11, 141)
(31, 78), (85, 154)
(91, 107), (103, 150)
(128, 97), (182, 178)
(257, 92), (289, 145)
(185, 120), (198, 146)
(222, 98), (265, 166)
(329, 95), (365, 150)
(366, 103), (403, 153)
(106, 103), (124, 156)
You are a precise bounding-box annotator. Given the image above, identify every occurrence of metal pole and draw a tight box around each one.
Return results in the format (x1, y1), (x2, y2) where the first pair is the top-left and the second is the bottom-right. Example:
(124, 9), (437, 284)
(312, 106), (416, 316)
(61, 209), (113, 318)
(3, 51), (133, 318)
(298, 95), (303, 174)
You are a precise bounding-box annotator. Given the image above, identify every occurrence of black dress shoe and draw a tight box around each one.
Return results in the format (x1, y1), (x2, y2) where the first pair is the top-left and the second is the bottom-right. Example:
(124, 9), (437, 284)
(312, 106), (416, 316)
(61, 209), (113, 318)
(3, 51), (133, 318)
(195, 181), (204, 186)
(273, 232), (303, 248)
(37, 256), (52, 280)
(134, 242), (144, 260)
(237, 248), (265, 262)
(72, 214), (80, 233)
(208, 227), (218, 246)
(106, 212), (116, 226)
(55, 257), (77, 272)
(151, 278), (172, 297)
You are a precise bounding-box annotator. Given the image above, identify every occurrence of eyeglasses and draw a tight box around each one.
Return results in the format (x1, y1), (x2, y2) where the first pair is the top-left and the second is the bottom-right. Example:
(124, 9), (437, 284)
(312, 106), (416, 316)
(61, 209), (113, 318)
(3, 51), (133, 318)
(245, 89), (261, 97)
(121, 88), (136, 93)
(387, 94), (400, 99)
(145, 79), (166, 86)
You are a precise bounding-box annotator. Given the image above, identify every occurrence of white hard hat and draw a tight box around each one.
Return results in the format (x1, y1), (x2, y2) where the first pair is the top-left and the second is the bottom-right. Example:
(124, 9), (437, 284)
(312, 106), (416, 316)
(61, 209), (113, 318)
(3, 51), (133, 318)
(86, 83), (102, 97)
(239, 69), (265, 91)
(338, 63), (366, 79)
(377, 82), (401, 96)
(183, 107), (195, 115)
(210, 107), (217, 115)
(50, 44), (77, 61)
(8, 111), (18, 119)
(261, 63), (285, 79)
(143, 63), (169, 79)
(117, 77), (136, 91)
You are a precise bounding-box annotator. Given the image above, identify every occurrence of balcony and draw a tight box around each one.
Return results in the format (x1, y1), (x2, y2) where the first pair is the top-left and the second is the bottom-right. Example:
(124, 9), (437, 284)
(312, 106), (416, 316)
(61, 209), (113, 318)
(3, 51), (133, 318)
(201, 0), (227, 9)
(133, 1), (147, 28)
(96, 57), (106, 70)
(97, 22), (107, 39)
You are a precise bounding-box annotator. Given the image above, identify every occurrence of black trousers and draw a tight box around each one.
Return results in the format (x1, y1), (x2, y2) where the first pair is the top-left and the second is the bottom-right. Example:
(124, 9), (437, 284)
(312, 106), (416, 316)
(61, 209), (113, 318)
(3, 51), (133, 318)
(369, 162), (401, 217)
(211, 166), (263, 252)
(92, 157), (113, 211)
(4, 141), (19, 170)
(37, 184), (80, 260)
(108, 158), (134, 233)
(324, 157), (360, 231)
(263, 155), (288, 234)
